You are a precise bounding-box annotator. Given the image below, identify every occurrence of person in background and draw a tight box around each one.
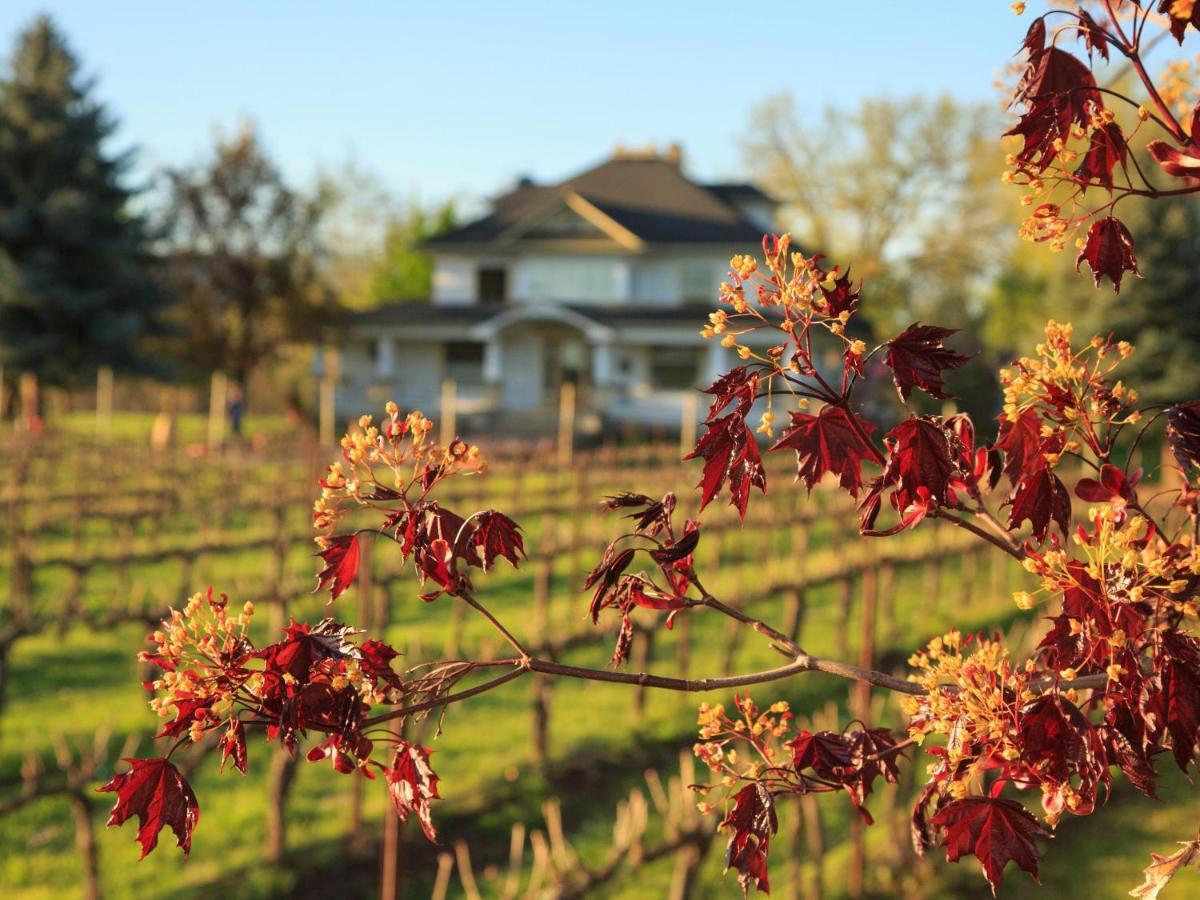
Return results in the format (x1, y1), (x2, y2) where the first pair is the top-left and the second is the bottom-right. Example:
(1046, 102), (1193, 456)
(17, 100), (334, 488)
(228, 385), (245, 436)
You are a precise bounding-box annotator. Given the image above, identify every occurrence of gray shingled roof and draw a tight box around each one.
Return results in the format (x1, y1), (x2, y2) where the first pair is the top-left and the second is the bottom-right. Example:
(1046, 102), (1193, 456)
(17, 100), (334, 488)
(425, 156), (773, 248)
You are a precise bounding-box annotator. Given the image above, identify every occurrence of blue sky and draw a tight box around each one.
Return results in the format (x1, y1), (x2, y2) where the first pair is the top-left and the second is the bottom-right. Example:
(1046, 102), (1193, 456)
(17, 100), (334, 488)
(0, 2), (1027, 205)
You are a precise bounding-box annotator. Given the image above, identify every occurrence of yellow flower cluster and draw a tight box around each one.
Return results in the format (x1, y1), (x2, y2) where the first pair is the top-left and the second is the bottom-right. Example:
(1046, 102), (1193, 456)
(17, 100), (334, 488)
(904, 631), (1035, 798)
(143, 590), (256, 743)
(313, 403), (485, 537)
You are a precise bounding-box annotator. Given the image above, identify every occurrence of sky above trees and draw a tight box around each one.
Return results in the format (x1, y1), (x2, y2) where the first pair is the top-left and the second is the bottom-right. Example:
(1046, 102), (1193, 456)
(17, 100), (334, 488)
(0, 1), (1026, 205)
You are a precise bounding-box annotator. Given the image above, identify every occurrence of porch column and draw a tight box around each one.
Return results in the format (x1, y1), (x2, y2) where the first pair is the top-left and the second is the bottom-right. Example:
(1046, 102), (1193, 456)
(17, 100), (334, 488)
(591, 337), (615, 387)
(704, 340), (730, 384)
(482, 337), (502, 410)
(374, 337), (395, 377)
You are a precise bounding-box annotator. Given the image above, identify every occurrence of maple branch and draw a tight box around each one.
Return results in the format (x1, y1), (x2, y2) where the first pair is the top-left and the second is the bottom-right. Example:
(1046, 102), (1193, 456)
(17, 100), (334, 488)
(458, 590), (532, 659)
(932, 509), (1025, 560)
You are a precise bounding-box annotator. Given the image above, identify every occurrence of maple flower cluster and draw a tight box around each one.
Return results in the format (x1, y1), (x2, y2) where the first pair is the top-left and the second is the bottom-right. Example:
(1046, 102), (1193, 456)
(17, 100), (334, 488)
(99, 403), (526, 859)
(1004, 2), (1200, 292)
(681, 238), (1200, 895)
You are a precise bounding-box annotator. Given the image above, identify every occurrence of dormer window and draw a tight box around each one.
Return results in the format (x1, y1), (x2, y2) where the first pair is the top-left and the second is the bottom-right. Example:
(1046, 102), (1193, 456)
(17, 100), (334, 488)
(477, 267), (506, 304)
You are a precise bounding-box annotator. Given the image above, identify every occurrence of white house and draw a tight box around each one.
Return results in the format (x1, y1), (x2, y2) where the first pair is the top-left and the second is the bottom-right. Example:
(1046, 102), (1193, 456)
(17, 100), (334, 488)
(328, 145), (778, 434)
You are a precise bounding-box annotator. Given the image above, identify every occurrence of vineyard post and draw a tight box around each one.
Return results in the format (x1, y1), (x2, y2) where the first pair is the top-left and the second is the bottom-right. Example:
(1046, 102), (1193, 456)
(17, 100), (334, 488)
(95, 366), (113, 443)
(17, 371), (37, 432)
(439, 379), (457, 447)
(679, 391), (698, 459)
(206, 371), (226, 450)
(557, 381), (575, 469)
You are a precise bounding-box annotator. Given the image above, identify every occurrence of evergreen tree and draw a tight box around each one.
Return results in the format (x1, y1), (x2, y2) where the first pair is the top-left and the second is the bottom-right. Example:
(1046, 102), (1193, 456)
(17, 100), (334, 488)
(0, 16), (169, 385)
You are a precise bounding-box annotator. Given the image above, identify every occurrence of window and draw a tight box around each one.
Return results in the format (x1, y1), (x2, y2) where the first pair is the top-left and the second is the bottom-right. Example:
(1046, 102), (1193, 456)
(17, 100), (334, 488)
(477, 267), (506, 303)
(445, 342), (485, 385)
(649, 348), (699, 391)
(680, 260), (717, 302)
(525, 258), (618, 302)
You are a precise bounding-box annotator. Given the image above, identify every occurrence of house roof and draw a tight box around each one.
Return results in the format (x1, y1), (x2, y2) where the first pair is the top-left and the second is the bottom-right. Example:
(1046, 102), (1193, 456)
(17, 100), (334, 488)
(346, 301), (718, 331)
(425, 153), (774, 250)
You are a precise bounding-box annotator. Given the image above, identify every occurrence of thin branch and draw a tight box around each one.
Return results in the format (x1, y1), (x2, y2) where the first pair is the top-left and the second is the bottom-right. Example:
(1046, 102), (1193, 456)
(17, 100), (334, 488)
(932, 509), (1026, 560)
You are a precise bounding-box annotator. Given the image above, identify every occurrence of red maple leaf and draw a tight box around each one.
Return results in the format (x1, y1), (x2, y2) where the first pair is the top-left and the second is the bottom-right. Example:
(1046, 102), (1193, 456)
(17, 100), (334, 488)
(684, 414), (766, 518)
(1075, 463), (1138, 507)
(721, 782), (777, 895)
(701, 366), (760, 419)
(884, 324), (969, 401)
(1159, 0), (1200, 43)
(1077, 10), (1111, 61)
(315, 534), (360, 600)
(1147, 139), (1200, 179)
(888, 418), (955, 506)
(1075, 122), (1127, 193)
(1167, 401), (1200, 471)
(931, 797), (1048, 895)
(995, 409), (1045, 483)
(1015, 45), (1100, 121)
(819, 268), (860, 317)
(1006, 467), (1071, 543)
(217, 721), (248, 774)
(470, 510), (525, 571)
(769, 405), (878, 498)
(1076, 216), (1140, 293)
(98, 757), (200, 858)
(789, 729), (852, 779)
(1016, 693), (1108, 817)
(385, 740), (441, 843)
(1156, 632), (1200, 772)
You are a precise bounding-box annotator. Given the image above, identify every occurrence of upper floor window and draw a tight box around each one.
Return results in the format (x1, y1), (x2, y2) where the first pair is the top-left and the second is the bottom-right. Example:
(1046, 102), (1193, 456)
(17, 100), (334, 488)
(526, 258), (618, 303)
(681, 260), (718, 302)
(477, 267), (506, 303)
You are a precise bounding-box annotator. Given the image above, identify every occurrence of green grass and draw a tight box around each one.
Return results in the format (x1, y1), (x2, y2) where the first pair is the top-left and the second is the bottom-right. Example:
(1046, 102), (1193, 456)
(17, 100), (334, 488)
(1, 444), (1197, 899)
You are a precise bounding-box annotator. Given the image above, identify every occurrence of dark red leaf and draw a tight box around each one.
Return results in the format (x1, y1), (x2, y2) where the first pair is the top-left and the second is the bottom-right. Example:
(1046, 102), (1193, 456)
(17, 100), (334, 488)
(701, 366), (760, 420)
(1167, 401), (1200, 471)
(931, 797), (1048, 895)
(1075, 123), (1126, 192)
(385, 740), (441, 843)
(1147, 140), (1200, 179)
(98, 757), (200, 858)
(470, 510), (525, 571)
(649, 527), (700, 564)
(1076, 216), (1140, 293)
(884, 324), (970, 401)
(888, 418), (955, 507)
(1158, 0), (1200, 44)
(315, 534), (360, 600)
(1075, 463), (1137, 506)
(789, 730), (852, 779)
(721, 782), (777, 895)
(1077, 11), (1110, 61)
(819, 267), (860, 317)
(684, 414), (766, 519)
(995, 408), (1045, 483)
(218, 721), (248, 774)
(769, 405), (878, 498)
(1007, 467), (1071, 543)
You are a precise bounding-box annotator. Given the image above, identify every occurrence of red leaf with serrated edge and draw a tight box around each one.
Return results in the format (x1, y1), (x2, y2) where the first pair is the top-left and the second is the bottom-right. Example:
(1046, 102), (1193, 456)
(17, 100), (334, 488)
(1077, 10), (1110, 61)
(218, 721), (248, 774)
(359, 639), (404, 690)
(1147, 140), (1200, 179)
(385, 740), (440, 843)
(819, 268), (860, 317)
(1167, 401), (1200, 471)
(721, 782), (777, 895)
(1076, 217), (1140, 293)
(315, 534), (360, 600)
(701, 366), (759, 420)
(1075, 122), (1126, 192)
(995, 409), (1045, 483)
(470, 510), (525, 571)
(889, 418), (955, 506)
(789, 730), (852, 779)
(1076, 463), (1138, 506)
(684, 413), (766, 519)
(1158, 0), (1200, 44)
(98, 757), (200, 858)
(769, 406), (878, 498)
(1157, 632), (1200, 772)
(884, 324), (969, 401)
(1015, 45), (1100, 119)
(1007, 467), (1071, 543)
(931, 797), (1047, 895)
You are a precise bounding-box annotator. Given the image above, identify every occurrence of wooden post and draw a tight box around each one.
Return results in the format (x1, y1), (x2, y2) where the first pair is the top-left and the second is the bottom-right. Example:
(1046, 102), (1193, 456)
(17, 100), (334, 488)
(557, 381), (575, 468)
(679, 391), (698, 457)
(319, 348), (340, 447)
(18, 371), (37, 432)
(440, 378), (457, 445)
(379, 718), (407, 900)
(95, 366), (113, 441)
(207, 371), (227, 449)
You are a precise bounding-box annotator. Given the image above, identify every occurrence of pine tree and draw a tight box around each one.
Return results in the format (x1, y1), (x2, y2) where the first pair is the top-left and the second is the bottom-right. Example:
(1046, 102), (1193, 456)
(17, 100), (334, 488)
(0, 16), (169, 385)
